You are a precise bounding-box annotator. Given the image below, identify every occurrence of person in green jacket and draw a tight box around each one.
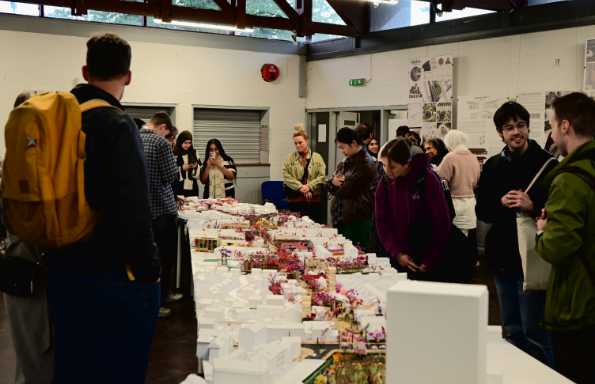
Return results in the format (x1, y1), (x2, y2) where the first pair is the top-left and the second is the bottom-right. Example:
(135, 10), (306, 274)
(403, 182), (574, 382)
(282, 126), (327, 223)
(536, 92), (595, 384)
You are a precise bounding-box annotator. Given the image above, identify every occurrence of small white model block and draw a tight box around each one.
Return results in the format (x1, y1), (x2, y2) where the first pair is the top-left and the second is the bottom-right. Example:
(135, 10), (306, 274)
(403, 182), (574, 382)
(261, 342), (290, 372)
(248, 297), (261, 309)
(281, 336), (302, 361)
(255, 304), (279, 320)
(239, 324), (267, 352)
(386, 281), (488, 384)
(280, 303), (303, 322)
(312, 306), (330, 321)
(197, 317), (217, 330)
(303, 321), (334, 341)
(212, 357), (270, 384)
(265, 294), (286, 306)
(209, 334), (234, 362)
(288, 324), (306, 339)
(203, 307), (226, 322)
(265, 323), (294, 343)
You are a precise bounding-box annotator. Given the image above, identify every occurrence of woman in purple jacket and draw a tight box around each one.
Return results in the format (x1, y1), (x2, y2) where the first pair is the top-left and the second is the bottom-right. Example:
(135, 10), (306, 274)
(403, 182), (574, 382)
(375, 138), (452, 280)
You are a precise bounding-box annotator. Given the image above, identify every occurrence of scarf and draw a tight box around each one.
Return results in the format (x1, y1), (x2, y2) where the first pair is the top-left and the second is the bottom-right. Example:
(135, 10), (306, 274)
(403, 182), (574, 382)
(208, 158), (226, 198)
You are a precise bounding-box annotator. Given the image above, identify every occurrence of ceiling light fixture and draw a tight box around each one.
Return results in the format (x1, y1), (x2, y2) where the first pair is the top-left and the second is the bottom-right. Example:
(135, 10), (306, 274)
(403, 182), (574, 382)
(365, 0), (399, 5)
(153, 19), (255, 33)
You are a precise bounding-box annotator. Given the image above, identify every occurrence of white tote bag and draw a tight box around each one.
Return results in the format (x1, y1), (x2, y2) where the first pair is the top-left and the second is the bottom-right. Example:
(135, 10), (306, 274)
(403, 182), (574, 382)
(517, 158), (556, 291)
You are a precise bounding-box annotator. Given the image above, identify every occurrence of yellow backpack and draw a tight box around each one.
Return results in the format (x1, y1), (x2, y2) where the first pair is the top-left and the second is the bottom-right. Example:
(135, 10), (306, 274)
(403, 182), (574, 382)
(2, 92), (111, 249)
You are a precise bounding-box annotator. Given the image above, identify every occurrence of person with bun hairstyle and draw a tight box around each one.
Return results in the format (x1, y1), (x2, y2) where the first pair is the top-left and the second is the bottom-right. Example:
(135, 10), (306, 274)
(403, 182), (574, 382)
(282, 125), (326, 222)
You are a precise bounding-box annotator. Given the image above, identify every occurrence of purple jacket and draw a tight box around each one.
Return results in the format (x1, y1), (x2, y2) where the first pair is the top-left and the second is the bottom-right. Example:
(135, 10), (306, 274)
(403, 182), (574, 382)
(375, 154), (451, 270)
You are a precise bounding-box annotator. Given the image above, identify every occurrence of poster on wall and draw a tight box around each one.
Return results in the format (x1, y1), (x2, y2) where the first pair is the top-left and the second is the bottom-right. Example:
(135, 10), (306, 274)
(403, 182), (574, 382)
(544, 91), (572, 134)
(407, 102), (423, 127)
(457, 96), (507, 157)
(388, 110), (409, 141)
(584, 39), (595, 90)
(516, 92), (547, 146)
(408, 56), (454, 137)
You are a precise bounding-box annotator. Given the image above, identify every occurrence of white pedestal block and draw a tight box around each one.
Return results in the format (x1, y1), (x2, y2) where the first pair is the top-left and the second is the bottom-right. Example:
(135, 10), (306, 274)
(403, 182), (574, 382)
(386, 281), (488, 384)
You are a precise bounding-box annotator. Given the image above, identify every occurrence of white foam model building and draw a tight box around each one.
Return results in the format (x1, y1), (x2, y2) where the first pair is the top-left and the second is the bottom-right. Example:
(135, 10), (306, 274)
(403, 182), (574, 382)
(386, 281), (488, 384)
(212, 337), (301, 384)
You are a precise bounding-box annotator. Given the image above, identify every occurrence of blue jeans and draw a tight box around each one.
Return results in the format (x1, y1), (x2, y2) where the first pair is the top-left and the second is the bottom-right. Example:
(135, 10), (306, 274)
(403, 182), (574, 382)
(494, 270), (555, 367)
(48, 271), (160, 384)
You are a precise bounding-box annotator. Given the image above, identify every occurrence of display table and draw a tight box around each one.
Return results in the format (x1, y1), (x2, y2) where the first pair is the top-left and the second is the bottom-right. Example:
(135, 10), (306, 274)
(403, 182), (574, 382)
(190, 253), (571, 384)
(183, 199), (571, 384)
(486, 327), (571, 384)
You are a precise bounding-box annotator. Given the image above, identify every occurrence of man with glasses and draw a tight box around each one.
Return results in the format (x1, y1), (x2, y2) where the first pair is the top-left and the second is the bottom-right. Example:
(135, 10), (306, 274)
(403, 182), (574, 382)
(476, 102), (557, 366)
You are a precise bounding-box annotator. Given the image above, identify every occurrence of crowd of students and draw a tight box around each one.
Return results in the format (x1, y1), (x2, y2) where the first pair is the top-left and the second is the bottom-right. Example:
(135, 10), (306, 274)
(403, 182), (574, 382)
(282, 101), (595, 383)
(0, 33), (243, 384)
(0, 31), (594, 384)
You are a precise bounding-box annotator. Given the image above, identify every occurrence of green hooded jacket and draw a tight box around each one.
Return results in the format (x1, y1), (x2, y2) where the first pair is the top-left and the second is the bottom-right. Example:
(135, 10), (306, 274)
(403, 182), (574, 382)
(536, 140), (595, 331)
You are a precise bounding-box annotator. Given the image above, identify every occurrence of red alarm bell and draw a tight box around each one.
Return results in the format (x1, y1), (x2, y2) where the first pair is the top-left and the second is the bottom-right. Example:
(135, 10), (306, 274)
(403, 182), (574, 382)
(261, 64), (280, 82)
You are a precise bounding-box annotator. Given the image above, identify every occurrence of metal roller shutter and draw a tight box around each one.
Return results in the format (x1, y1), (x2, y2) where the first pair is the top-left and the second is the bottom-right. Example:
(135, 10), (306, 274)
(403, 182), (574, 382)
(124, 105), (175, 123)
(193, 108), (268, 164)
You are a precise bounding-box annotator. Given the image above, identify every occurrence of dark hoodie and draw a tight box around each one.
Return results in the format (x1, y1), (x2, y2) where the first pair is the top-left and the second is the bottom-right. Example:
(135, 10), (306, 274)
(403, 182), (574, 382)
(48, 84), (160, 282)
(375, 153), (451, 271)
(476, 139), (557, 274)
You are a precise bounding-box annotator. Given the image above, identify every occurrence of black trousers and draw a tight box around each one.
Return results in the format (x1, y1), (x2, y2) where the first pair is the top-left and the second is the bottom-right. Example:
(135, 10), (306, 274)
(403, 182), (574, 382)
(288, 201), (322, 224)
(552, 326), (595, 383)
(152, 214), (178, 304)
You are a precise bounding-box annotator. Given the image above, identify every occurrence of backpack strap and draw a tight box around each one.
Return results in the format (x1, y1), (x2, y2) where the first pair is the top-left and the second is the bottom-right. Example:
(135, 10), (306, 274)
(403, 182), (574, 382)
(416, 171), (456, 221)
(559, 165), (595, 288)
(77, 99), (114, 158)
(80, 99), (113, 113)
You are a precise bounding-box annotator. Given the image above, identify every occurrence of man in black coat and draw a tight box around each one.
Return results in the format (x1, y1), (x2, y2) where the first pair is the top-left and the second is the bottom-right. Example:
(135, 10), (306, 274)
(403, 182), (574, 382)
(476, 101), (557, 366)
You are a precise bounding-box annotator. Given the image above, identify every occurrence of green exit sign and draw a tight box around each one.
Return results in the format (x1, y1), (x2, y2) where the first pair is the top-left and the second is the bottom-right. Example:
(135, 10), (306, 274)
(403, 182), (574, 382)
(349, 78), (366, 86)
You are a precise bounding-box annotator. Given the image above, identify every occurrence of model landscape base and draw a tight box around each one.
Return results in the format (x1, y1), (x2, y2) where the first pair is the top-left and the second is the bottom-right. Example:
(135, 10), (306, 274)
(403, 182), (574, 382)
(182, 198), (559, 384)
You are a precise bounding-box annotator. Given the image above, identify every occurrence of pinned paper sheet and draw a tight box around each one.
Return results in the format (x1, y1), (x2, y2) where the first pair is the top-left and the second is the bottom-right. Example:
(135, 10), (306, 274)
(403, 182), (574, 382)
(317, 124), (327, 143)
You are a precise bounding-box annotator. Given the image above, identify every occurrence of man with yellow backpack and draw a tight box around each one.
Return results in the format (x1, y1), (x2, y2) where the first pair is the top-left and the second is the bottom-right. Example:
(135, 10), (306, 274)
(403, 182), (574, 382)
(2, 34), (160, 383)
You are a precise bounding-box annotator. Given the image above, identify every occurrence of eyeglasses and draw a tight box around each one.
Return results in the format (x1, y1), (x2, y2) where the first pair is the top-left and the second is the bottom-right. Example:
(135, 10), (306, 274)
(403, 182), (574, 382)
(501, 121), (528, 132)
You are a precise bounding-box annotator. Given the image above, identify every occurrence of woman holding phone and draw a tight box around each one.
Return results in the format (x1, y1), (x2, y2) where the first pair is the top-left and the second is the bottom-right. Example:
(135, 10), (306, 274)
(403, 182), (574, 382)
(174, 131), (201, 197)
(200, 139), (237, 199)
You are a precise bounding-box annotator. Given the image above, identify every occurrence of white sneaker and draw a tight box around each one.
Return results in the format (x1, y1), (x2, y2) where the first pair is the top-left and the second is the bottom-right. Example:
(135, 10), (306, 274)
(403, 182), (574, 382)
(159, 307), (172, 318)
(168, 293), (184, 303)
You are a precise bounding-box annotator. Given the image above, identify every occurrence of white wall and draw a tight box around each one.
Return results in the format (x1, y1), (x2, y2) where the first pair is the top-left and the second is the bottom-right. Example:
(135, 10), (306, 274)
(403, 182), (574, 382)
(0, 28), (305, 180)
(306, 25), (593, 109)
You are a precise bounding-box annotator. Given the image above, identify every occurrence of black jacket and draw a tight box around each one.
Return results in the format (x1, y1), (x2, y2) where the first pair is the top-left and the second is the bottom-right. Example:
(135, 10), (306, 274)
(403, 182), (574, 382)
(476, 140), (557, 274)
(48, 84), (160, 282)
(328, 149), (379, 225)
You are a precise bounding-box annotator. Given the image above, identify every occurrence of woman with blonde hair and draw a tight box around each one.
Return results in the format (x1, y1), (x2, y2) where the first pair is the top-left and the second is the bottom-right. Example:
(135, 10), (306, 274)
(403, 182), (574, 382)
(437, 129), (481, 236)
(282, 124), (326, 222)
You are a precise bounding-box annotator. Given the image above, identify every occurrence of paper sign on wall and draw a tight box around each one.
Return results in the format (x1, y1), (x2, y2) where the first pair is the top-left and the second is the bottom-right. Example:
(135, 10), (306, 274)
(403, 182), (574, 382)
(408, 56), (454, 139)
(457, 95), (507, 157)
(584, 39), (595, 90)
(317, 124), (327, 143)
(516, 92), (546, 146)
(388, 118), (409, 141)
